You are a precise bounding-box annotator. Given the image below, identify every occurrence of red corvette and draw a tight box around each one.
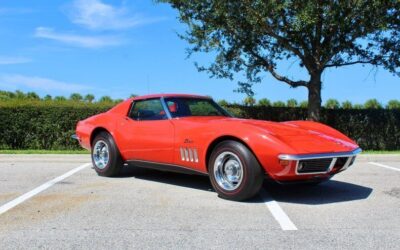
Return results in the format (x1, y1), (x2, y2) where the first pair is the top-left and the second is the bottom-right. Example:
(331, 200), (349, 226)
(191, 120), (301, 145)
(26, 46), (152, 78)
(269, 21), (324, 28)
(74, 94), (361, 201)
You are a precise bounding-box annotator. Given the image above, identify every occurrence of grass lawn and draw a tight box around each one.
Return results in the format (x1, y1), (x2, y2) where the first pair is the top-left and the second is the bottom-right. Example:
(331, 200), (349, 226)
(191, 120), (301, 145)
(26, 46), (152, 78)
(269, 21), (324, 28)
(0, 149), (89, 154)
(362, 150), (400, 154)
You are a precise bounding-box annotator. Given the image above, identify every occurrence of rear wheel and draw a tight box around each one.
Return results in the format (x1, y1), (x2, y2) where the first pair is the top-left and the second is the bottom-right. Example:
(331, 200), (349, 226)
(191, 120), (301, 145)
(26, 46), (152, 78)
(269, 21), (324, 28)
(91, 132), (123, 177)
(208, 140), (264, 201)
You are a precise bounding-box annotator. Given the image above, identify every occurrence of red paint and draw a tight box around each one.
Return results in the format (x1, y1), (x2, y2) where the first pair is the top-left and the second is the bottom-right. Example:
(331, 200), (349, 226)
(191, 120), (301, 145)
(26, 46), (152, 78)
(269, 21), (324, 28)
(75, 94), (360, 182)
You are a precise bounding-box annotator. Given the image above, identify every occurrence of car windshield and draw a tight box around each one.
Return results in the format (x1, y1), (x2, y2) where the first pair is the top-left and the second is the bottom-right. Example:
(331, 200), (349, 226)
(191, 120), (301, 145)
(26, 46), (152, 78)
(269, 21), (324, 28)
(164, 97), (232, 118)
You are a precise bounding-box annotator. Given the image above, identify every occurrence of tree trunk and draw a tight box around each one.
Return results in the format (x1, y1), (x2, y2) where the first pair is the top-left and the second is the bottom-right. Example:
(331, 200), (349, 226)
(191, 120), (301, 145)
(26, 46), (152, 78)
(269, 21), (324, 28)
(307, 73), (322, 121)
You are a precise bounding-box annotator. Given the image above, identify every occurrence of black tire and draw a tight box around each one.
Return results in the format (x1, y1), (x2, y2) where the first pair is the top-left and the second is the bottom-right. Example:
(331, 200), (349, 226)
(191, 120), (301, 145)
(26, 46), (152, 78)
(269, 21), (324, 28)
(208, 140), (264, 201)
(91, 131), (123, 177)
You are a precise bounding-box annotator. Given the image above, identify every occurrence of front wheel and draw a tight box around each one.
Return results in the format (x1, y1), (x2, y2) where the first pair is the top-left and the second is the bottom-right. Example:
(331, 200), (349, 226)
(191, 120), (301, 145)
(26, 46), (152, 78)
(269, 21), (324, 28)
(208, 140), (264, 201)
(91, 131), (123, 177)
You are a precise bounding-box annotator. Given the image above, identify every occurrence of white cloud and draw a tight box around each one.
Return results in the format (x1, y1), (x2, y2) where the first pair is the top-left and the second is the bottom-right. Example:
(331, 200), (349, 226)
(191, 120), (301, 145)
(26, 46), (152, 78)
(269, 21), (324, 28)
(0, 56), (31, 65)
(68, 0), (161, 30)
(0, 74), (91, 92)
(34, 27), (123, 48)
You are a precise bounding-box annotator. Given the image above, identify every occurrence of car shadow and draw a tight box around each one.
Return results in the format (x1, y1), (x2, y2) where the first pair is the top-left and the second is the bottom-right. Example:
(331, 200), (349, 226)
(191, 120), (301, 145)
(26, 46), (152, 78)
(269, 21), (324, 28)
(118, 165), (373, 204)
(262, 180), (373, 205)
(119, 165), (215, 192)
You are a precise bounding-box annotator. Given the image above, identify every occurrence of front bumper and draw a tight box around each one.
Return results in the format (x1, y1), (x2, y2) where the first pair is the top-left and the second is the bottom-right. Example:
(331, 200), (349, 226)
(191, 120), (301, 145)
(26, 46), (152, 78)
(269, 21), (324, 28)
(277, 148), (362, 176)
(278, 148), (362, 161)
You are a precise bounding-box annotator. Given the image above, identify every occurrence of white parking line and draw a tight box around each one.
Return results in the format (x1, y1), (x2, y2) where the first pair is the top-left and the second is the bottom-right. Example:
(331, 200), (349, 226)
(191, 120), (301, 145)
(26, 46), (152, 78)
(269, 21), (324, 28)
(0, 162), (91, 215)
(261, 190), (298, 231)
(368, 162), (400, 172)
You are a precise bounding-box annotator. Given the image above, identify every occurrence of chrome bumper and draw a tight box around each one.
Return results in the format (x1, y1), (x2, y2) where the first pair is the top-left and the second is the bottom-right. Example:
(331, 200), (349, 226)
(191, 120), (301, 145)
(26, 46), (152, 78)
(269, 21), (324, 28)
(278, 148), (362, 160)
(71, 134), (79, 140)
(278, 148), (362, 175)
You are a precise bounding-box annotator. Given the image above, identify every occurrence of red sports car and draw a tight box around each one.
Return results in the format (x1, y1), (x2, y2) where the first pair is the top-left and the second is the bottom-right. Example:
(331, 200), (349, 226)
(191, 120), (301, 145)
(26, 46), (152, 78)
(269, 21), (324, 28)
(74, 94), (361, 201)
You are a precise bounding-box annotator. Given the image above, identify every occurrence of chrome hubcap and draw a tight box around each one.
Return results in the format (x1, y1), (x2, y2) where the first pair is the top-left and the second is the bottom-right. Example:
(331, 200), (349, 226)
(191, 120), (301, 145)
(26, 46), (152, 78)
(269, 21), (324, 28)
(93, 140), (109, 169)
(214, 152), (243, 191)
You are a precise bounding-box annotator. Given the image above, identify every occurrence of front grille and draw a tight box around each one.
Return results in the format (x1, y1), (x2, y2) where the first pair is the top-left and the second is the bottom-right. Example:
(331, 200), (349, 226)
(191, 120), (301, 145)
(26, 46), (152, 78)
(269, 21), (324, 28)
(297, 158), (333, 174)
(335, 157), (348, 167)
(334, 157), (349, 170)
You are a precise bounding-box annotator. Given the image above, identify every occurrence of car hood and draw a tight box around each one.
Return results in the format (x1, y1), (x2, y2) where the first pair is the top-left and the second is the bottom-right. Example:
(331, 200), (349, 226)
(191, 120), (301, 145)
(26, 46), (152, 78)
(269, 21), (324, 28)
(236, 118), (358, 153)
(178, 116), (358, 154)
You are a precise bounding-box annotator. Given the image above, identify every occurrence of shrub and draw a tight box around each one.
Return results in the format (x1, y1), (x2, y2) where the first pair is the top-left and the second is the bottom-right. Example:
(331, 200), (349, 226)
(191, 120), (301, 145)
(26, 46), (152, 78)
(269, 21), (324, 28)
(272, 101), (286, 107)
(325, 99), (340, 109)
(341, 100), (353, 109)
(218, 99), (229, 106)
(69, 93), (83, 102)
(387, 100), (400, 109)
(0, 99), (399, 151)
(243, 96), (256, 106)
(0, 100), (113, 150)
(364, 99), (382, 109)
(299, 101), (308, 108)
(286, 99), (298, 108)
(258, 98), (271, 107)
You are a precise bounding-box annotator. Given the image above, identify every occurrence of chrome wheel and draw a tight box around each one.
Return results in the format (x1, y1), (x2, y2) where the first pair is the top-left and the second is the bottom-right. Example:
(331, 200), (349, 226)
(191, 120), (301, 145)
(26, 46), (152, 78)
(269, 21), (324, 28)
(93, 140), (109, 169)
(213, 152), (243, 191)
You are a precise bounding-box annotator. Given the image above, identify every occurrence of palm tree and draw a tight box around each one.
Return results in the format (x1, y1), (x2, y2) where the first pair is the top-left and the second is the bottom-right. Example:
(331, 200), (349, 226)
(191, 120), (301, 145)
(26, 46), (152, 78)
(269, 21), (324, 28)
(98, 96), (113, 103)
(70, 93), (83, 102)
(43, 94), (52, 101)
(84, 94), (95, 103)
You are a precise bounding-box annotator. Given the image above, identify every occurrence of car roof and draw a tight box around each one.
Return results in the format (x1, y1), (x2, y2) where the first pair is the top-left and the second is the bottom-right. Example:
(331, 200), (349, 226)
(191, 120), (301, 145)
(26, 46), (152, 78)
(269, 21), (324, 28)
(131, 93), (211, 101)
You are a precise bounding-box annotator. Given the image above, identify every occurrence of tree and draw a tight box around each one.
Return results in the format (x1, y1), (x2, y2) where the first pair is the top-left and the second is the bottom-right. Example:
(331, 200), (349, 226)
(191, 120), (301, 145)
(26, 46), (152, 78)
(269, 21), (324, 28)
(26, 92), (40, 100)
(0, 91), (15, 100)
(272, 101), (286, 107)
(325, 99), (340, 109)
(43, 94), (52, 101)
(218, 99), (229, 106)
(69, 93), (83, 102)
(15, 90), (26, 99)
(299, 101), (308, 108)
(84, 94), (95, 103)
(98, 96), (113, 103)
(286, 98), (298, 108)
(364, 99), (382, 109)
(353, 103), (364, 109)
(387, 100), (400, 109)
(258, 98), (271, 107)
(341, 100), (353, 109)
(243, 96), (256, 106)
(160, 0), (400, 121)
(54, 96), (67, 101)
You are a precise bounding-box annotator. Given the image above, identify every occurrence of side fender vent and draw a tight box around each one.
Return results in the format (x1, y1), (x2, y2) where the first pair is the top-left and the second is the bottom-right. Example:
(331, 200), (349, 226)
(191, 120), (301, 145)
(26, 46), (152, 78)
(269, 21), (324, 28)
(180, 147), (198, 163)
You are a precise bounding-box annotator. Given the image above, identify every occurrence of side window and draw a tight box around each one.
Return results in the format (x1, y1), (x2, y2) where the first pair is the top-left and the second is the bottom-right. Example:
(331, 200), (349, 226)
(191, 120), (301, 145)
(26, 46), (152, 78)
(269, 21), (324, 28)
(129, 99), (167, 121)
(166, 100), (179, 115)
(188, 100), (223, 116)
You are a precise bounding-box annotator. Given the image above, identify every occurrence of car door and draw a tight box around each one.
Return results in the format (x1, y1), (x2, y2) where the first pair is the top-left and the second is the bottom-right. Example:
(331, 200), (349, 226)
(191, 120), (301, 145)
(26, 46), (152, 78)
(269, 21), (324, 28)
(117, 98), (175, 164)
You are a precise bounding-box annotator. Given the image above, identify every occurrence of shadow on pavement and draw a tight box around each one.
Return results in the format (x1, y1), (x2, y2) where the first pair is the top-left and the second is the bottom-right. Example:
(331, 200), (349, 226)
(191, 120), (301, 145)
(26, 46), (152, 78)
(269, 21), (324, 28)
(263, 180), (373, 205)
(119, 165), (373, 204)
(119, 165), (214, 192)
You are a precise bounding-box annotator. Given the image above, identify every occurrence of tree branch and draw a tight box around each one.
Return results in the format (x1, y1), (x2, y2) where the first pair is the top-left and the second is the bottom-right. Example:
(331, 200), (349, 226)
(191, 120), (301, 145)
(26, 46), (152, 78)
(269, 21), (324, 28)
(325, 60), (374, 68)
(248, 50), (308, 88)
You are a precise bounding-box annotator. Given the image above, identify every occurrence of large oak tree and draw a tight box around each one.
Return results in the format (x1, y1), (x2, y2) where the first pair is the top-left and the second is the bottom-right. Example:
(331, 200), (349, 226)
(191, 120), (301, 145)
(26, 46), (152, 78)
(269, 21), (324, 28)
(159, 0), (400, 120)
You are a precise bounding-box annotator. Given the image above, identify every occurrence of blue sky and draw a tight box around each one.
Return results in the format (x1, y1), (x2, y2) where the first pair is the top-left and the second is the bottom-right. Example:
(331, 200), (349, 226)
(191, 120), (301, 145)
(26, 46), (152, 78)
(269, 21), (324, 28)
(0, 0), (398, 104)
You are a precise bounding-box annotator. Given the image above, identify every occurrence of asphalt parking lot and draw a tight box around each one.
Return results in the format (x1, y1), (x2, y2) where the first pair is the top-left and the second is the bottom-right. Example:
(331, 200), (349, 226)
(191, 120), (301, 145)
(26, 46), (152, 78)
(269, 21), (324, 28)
(0, 154), (399, 249)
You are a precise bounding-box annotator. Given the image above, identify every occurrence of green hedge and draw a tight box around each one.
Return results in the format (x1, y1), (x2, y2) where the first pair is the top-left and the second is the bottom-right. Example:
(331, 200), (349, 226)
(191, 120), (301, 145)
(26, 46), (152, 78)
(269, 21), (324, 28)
(0, 101), (112, 150)
(0, 101), (399, 150)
